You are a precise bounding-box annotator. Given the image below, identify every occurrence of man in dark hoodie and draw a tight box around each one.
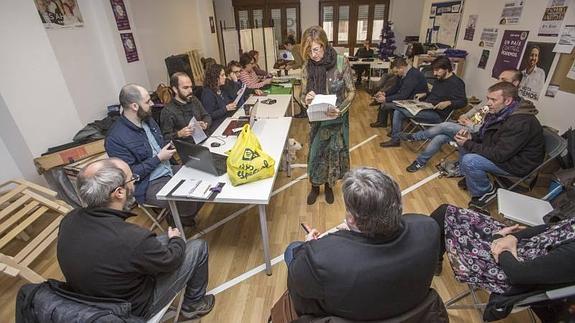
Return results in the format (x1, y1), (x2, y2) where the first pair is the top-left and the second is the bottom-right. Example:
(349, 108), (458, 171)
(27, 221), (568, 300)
(454, 81), (544, 209)
(57, 158), (214, 319)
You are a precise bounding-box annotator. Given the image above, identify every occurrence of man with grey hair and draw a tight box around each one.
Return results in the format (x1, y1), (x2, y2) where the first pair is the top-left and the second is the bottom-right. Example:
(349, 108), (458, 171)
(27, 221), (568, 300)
(105, 83), (202, 227)
(283, 167), (441, 321)
(57, 158), (214, 319)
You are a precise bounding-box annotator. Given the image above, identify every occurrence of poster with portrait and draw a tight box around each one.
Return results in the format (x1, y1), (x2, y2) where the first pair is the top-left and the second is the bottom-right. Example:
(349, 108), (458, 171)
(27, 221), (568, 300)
(120, 33), (139, 63)
(110, 0), (130, 31)
(538, 0), (570, 37)
(499, 0), (525, 25)
(492, 30), (529, 79)
(464, 15), (478, 41)
(34, 0), (84, 29)
(518, 42), (557, 101)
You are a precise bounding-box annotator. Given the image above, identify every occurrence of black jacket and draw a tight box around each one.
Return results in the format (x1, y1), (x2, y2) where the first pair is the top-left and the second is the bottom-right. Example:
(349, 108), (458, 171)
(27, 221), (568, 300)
(160, 96), (212, 141)
(57, 208), (185, 317)
(385, 66), (428, 102)
(463, 100), (545, 176)
(425, 73), (467, 120)
(288, 215), (440, 321)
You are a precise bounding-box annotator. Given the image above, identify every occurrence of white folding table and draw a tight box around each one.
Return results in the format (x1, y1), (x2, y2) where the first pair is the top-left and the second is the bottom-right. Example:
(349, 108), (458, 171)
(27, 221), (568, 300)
(157, 115), (292, 275)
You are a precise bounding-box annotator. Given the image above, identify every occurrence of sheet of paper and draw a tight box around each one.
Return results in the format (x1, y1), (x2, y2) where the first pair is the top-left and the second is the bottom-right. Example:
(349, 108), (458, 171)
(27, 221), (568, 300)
(554, 24), (575, 53)
(233, 83), (247, 106)
(307, 94), (338, 122)
(437, 12), (461, 46)
(538, 0), (570, 37)
(188, 117), (207, 144)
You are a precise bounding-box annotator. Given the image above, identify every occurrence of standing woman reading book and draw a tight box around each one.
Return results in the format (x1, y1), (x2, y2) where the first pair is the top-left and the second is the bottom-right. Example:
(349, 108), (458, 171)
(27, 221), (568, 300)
(300, 26), (355, 205)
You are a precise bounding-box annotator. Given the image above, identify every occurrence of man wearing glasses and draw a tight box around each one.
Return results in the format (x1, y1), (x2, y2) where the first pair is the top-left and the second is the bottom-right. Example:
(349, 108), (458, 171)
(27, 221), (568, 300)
(106, 84), (202, 227)
(57, 158), (214, 319)
(221, 60), (264, 107)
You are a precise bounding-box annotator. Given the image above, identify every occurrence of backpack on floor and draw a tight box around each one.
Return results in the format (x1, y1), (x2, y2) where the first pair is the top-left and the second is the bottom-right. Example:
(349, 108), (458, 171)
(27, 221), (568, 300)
(436, 160), (462, 178)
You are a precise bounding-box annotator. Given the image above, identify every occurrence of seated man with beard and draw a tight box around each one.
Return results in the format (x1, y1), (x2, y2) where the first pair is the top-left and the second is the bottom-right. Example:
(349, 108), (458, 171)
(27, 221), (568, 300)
(106, 84), (202, 227)
(57, 158), (214, 319)
(160, 72), (212, 141)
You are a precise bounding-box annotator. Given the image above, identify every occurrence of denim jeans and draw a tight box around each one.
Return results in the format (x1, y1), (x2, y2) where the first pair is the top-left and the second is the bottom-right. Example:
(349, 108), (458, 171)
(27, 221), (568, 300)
(376, 102), (395, 126)
(284, 241), (304, 266)
(144, 236), (209, 319)
(414, 122), (465, 165)
(459, 151), (511, 197)
(391, 107), (443, 140)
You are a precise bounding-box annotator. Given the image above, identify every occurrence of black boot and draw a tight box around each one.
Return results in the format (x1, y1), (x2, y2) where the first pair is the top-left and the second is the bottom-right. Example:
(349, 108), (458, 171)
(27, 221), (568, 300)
(325, 184), (334, 204)
(307, 185), (320, 205)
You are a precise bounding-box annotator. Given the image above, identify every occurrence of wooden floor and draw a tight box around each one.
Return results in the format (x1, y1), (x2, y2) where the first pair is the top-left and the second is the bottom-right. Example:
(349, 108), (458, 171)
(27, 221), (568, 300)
(0, 89), (537, 322)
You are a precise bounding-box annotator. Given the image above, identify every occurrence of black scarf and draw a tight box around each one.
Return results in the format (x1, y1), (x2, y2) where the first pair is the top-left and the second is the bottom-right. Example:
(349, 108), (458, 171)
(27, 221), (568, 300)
(305, 46), (337, 95)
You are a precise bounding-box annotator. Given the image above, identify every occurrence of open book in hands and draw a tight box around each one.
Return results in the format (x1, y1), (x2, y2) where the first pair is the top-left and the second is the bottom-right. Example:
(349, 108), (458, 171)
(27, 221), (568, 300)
(307, 94), (338, 122)
(393, 99), (434, 116)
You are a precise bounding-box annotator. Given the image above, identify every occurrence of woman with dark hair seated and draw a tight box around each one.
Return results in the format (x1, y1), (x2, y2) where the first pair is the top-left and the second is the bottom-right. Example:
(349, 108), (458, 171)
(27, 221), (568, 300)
(201, 64), (237, 132)
(238, 53), (272, 90)
(431, 204), (575, 322)
(248, 50), (271, 78)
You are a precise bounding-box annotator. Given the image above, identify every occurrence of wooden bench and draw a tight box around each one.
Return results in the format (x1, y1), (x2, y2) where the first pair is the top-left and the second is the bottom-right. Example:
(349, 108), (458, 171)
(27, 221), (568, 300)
(0, 179), (71, 283)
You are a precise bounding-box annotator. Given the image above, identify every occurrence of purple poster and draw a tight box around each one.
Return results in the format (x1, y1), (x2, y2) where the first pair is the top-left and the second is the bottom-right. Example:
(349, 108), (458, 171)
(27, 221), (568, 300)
(120, 33), (139, 63)
(111, 0), (130, 31)
(491, 30), (529, 78)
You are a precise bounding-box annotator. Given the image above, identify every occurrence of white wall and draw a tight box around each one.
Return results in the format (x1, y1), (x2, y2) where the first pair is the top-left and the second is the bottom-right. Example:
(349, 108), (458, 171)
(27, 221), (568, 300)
(129, 0), (220, 87)
(0, 0), (84, 158)
(0, 137), (22, 184)
(46, 0), (120, 123)
(390, 0), (424, 54)
(419, 0), (575, 133)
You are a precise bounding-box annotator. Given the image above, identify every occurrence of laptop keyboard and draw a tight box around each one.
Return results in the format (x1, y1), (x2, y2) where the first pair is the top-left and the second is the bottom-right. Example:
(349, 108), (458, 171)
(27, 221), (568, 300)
(211, 153), (228, 174)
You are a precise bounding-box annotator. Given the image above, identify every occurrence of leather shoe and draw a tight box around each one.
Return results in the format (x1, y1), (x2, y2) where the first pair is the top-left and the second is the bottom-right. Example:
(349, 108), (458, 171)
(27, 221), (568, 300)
(457, 178), (467, 190)
(380, 140), (400, 148)
(370, 122), (386, 128)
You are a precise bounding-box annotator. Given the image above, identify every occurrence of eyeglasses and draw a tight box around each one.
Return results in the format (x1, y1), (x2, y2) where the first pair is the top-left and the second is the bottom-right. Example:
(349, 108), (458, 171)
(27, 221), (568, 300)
(309, 46), (323, 54)
(126, 173), (140, 184)
(231, 70), (241, 74)
(109, 174), (140, 195)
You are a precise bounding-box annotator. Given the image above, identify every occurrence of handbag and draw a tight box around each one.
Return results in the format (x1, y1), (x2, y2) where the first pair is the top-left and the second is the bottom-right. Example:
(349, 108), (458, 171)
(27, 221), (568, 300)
(226, 124), (275, 186)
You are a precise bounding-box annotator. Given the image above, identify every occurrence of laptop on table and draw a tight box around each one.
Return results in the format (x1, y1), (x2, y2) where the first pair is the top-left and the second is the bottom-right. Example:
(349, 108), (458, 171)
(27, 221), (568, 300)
(173, 140), (228, 176)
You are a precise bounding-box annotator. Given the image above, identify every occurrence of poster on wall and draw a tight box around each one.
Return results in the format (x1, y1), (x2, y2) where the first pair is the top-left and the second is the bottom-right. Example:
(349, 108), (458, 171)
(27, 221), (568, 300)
(538, 0), (570, 37)
(549, 52), (575, 95)
(120, 33), (139, 63)
(499, 0), (525, 25)
(492, 30), (529, 78)
(478, 50), (490, 69)
(553, 25), (575, 53)
(110, 0), (130, 31)
(518, 42), (557, 101)
(479, 28), (499, 48)
(464, 15), (478, 41)
(34, 0), (84, 29)
(425, 1), (462, 46)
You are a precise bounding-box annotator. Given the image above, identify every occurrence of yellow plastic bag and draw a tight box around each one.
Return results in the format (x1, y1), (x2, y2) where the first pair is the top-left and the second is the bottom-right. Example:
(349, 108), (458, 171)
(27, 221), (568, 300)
(226, 124), (275, 186)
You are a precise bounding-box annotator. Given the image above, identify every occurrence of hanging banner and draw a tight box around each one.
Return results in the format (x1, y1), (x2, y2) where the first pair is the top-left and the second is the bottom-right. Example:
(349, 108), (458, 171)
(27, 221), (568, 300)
(538, 0), (570, 37)
(492, 30), (529, 79)
(120, 33), (139, 63)
(111, 0), (131, 31)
